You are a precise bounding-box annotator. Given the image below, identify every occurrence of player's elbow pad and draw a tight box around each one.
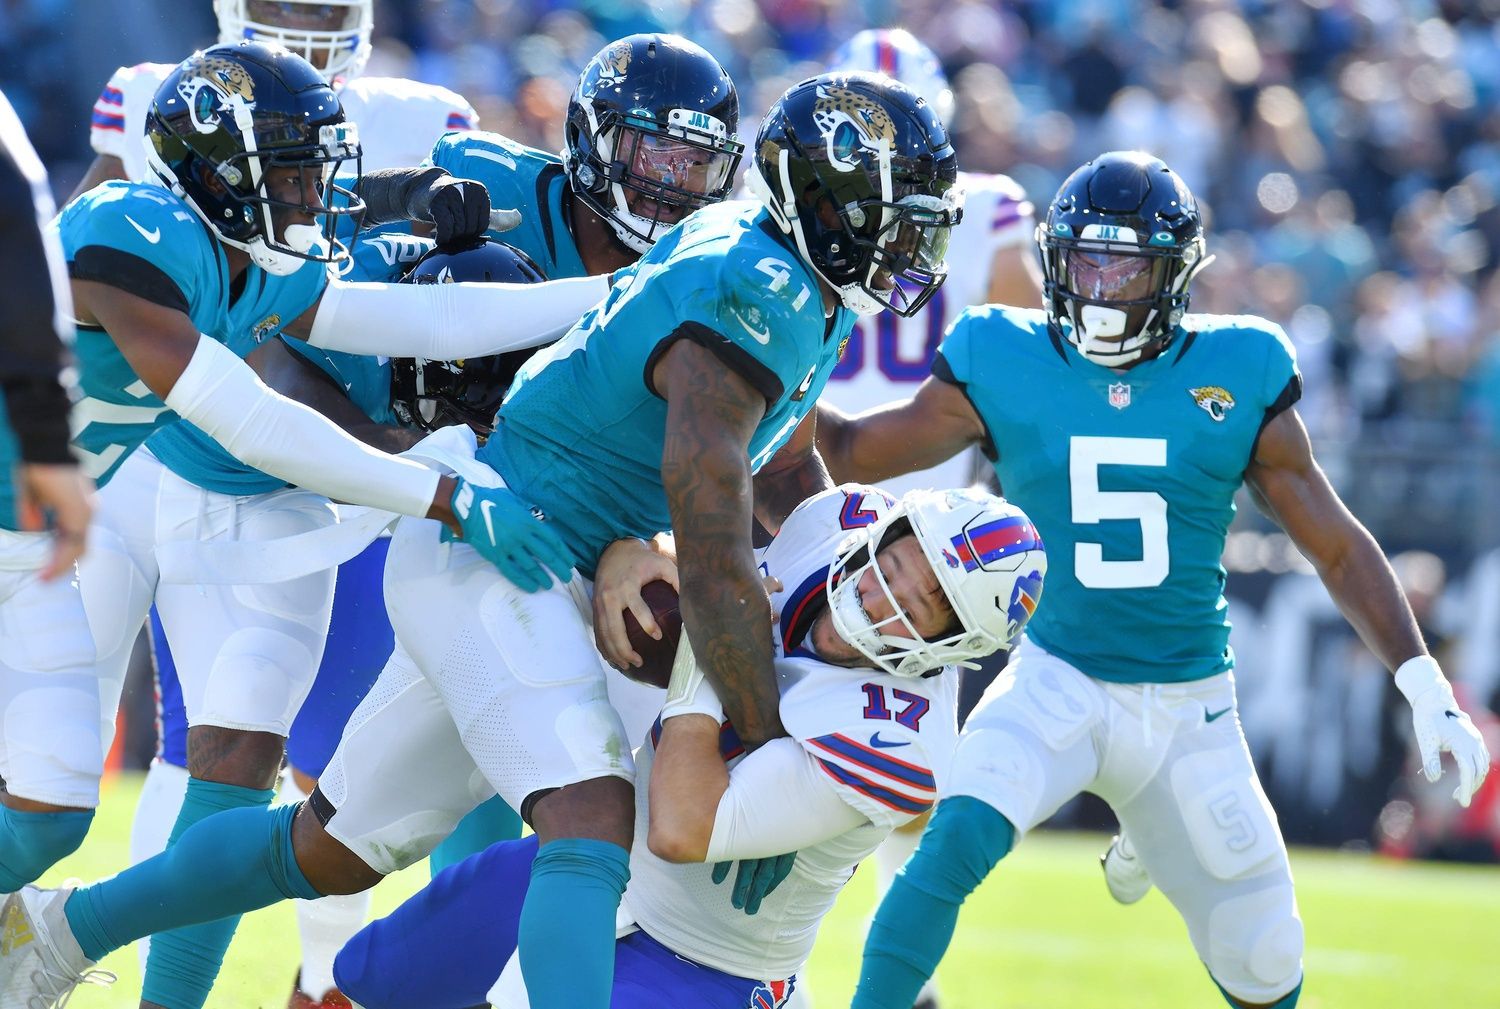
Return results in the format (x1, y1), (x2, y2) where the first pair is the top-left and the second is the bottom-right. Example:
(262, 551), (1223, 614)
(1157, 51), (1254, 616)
(307, 272), (609, 359)
(164, 337), (440, 517)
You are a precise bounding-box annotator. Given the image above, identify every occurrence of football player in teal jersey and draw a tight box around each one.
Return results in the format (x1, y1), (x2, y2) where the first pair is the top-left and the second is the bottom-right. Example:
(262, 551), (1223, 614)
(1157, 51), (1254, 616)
(0, 40), (612, 1001)
(819, 152), (1490, 1009)
(0, 72), (962, 1009)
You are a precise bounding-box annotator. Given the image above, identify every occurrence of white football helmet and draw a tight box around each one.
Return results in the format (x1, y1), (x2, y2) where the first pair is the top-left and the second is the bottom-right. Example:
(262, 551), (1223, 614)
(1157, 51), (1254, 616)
(828, 488), (1046, 677)
(827, 28), (955, 127)
(215, 0), (374, 86)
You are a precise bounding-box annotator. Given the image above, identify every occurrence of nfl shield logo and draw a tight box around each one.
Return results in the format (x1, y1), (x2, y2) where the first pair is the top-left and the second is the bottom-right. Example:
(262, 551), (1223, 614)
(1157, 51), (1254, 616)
(1108, 382), (1131, 409)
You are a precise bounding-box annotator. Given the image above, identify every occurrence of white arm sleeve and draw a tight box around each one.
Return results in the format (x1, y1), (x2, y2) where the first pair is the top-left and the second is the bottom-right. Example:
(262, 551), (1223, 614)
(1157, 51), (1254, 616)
(164, 337), (441, 517)
(306, 273), (610, 359)
(704, 738), (869, 861)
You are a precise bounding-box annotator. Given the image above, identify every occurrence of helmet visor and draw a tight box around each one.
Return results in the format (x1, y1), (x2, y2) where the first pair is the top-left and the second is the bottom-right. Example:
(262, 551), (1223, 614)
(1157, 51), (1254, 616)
(859, 192), (961, 317)
(1063, 248), (1161, 304)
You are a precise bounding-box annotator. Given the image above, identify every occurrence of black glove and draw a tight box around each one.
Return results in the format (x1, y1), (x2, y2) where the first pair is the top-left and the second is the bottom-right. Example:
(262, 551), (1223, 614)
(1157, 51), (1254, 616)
(354, 167), (493, 248)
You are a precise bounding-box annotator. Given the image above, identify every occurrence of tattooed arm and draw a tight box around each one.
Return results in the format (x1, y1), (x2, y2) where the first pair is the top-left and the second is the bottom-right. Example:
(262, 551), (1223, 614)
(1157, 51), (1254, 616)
(654, 338), (785, 747)
(752, 411), (833, 535)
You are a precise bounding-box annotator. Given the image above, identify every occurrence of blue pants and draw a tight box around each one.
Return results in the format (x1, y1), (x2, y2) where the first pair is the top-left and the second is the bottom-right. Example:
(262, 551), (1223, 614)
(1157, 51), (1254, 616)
(150, 538), (392, 776)
(335, 836), (794, 1009)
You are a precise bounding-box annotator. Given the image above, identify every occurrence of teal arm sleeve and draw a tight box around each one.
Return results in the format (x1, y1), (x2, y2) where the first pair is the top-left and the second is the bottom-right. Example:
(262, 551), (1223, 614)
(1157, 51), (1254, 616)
(852, 795), (1016, 1009)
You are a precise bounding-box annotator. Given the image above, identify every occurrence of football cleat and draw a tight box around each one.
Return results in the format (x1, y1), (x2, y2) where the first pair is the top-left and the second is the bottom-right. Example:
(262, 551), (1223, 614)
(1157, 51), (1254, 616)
(0, 885), (113, 1009)
(288, 970), (353, 1009)
(1100, 833), (1153, 905)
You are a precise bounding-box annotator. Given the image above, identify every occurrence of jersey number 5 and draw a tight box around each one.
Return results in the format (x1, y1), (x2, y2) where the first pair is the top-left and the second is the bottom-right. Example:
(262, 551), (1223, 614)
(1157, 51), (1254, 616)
(1069, 436), (1169, 589)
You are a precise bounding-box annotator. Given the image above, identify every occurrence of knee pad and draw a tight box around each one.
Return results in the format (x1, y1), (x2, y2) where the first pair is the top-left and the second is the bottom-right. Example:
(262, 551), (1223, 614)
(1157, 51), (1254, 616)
(1207, 886), (1303, 1003)
(196, 626), (318, 732)
(3, 687), (106, 805)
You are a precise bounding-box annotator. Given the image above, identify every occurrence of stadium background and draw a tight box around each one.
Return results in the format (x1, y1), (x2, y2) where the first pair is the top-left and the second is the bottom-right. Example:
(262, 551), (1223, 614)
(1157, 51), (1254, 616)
(4, 0), (1500, 1004)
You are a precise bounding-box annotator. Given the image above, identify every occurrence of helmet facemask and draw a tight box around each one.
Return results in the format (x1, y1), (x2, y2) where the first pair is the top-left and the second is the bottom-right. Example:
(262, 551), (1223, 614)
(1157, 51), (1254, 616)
(1040, 225), (1211, 368)
(216, 0), (373, 86)
(572, 106), (743, 253)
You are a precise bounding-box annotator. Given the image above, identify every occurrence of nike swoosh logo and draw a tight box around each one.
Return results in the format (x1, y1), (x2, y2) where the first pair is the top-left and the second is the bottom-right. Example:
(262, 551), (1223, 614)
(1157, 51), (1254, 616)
(1204, 707), (1232, 723)
(735, 312), (771, 345)
(125, 214), (161, 244)
(479, 497), (498, 544)
(1446, 710), (1462, 720)
(869, 732), (911, 749)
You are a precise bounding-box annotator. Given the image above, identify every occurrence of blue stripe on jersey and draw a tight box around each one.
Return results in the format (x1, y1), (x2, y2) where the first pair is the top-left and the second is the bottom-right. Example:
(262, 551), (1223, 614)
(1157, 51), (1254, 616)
(815, 759), (931, 814)
(778, 565), (831, 655)
(91, 111), (125, 131)
(808, 734), (935, 791)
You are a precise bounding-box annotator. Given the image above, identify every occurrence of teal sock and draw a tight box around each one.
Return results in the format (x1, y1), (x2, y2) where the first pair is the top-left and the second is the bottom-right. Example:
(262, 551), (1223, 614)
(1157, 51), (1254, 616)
(0, 806), (93, 891)
(853, 796), (1015, 1009)
(518, 838), (629, 1009)
(1214, 977), (1302, 1008)
(429, 796), (523, 877)
(138, 779), (276, 1009)
(65, 800), (320, 964)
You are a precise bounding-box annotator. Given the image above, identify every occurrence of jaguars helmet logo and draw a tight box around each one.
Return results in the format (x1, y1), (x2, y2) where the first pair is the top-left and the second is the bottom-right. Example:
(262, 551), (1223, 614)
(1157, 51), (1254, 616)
(250, 314), (282, 344)
(1189, 386), (1235, 422)
(812, 84), (896, 173)
(177, 53), (257, 136)
(584, 41), (632, 97)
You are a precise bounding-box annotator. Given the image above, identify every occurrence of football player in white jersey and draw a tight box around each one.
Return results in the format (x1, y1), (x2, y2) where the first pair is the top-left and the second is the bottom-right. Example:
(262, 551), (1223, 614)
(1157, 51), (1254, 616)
(312, 484), (1047, 1009)
(75, 0), (477, 199)
(820, 29), (1041, 500)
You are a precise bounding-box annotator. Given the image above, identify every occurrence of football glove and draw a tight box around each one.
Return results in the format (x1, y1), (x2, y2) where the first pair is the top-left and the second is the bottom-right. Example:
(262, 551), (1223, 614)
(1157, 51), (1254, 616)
(355, 167), (494, 249)
(712, 852), (797, 915)
(447, 479), (572, 592)
(1395, 655), (1490, 806)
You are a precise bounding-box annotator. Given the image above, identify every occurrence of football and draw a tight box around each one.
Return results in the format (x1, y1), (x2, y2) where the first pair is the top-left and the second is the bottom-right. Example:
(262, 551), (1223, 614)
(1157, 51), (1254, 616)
(620, 579), (683, 688)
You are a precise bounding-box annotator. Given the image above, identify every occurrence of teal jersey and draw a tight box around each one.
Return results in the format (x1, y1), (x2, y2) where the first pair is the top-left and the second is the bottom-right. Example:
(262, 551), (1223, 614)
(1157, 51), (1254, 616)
(53, 182), (325, 494)
(427, 130), (586, 280)
(938, 306), (1301, 684)
(483, 200), (855, 574)
(142, 230), (425, 494)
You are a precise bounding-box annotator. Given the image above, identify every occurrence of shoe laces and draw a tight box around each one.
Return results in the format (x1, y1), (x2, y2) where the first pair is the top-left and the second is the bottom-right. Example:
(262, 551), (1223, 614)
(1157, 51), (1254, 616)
(27, 965), (114, 1009)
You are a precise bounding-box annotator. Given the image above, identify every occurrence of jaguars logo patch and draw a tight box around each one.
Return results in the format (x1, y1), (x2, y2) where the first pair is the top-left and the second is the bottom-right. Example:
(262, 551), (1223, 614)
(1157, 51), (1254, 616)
(251, 314), (282, 344)
(585, 41), (632, 96)
(812, 84), (897, 173)
(178, 53), (257, 135)
(1189, 386), (1235, 422)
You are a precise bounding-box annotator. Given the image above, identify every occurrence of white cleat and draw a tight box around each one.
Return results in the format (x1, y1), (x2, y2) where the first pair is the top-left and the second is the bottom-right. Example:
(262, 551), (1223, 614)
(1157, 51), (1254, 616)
(0, 886), (113, 1009)
(1100, 833), (1152, 905)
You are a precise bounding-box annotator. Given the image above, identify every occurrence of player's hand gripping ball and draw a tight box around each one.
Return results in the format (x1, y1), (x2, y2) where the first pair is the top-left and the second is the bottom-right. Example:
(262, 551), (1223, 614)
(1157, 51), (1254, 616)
(620, 580), (683, 688)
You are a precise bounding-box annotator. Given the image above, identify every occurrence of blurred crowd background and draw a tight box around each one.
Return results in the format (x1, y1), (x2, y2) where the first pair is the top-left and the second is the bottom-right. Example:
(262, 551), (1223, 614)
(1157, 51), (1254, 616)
(5, 0), (1500, 859)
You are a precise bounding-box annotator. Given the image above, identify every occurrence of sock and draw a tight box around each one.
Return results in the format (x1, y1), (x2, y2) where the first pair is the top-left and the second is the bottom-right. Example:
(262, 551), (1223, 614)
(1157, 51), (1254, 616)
(64, 800), (320, 964)
(129, 760), (192, 972)
(872, 826), (922, 900)
(337, 836), (540, 1009)
(852, 796), (1015, 1009)
(276, 773), (370, 999)
(137, 779), (276, 1009)
(0, 805), (93, 891)
(518, 838), (630, 1009)
(1214, 977), (1302, 1009)
(429, 795), (523, 877)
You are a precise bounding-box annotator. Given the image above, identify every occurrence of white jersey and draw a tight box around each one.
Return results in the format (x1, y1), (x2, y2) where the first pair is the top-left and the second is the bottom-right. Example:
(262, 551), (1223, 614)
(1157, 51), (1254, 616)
(822, 171), (1033, 496)
(624, 485), (960, 981)
(91, 65), (476, 179)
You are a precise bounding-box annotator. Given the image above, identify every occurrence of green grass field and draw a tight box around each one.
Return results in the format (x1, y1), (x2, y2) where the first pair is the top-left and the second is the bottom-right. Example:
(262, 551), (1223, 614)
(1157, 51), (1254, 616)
(39, 773), (1500, 1008)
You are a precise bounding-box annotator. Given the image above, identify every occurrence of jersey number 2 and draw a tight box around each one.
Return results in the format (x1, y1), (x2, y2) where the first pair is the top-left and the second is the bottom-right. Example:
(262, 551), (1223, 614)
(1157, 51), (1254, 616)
(1069, 436), (1170, 589)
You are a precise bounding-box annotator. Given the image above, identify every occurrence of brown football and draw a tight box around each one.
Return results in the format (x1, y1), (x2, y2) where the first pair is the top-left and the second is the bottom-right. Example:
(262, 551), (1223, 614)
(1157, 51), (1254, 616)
(620, 579), (683, 688)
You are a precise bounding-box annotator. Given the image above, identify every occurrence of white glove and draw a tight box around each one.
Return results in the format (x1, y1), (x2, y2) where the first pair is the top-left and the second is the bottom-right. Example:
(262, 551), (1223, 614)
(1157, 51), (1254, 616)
(1395, 656), (1490, 807)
